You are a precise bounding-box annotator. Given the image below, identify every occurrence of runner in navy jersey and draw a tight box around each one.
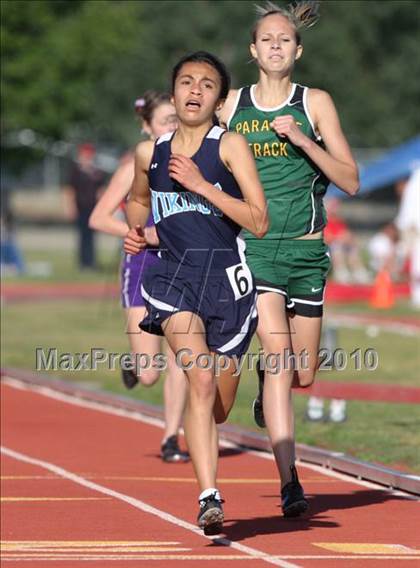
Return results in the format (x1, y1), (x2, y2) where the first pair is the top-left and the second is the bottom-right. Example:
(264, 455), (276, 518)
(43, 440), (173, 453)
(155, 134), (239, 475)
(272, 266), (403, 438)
(124, 51), (268, 534)
(89, 92), (189, 464)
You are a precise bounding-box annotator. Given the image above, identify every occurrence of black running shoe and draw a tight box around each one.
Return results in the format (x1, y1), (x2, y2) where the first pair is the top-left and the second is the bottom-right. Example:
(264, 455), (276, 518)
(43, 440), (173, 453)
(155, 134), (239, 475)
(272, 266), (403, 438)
(121, 368), (138, 390)
(252, 361), (266, 428)
(281, 464), (309, 518)
(197, 493), (224, 535)
(160, 436), (189, 463)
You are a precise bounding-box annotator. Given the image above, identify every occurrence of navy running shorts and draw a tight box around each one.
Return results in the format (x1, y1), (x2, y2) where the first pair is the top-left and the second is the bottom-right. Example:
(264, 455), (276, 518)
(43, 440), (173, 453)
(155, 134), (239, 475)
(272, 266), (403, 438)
(139, 261), (258, 359)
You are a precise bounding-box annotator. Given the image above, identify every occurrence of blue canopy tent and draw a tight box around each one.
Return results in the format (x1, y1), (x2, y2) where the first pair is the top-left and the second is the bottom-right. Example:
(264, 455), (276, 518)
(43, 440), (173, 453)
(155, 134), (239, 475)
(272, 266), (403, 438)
(328, 135), (420, 197)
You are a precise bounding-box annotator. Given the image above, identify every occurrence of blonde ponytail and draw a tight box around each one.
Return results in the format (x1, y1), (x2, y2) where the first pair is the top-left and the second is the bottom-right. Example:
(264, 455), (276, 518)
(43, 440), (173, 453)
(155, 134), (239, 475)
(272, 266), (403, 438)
(289, 1), (320, 30)
(253, 1), (320, 43)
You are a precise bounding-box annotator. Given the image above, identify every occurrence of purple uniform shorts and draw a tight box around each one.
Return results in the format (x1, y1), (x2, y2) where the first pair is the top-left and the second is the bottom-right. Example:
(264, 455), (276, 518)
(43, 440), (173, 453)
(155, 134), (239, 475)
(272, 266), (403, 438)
(121, 249), (159, 308)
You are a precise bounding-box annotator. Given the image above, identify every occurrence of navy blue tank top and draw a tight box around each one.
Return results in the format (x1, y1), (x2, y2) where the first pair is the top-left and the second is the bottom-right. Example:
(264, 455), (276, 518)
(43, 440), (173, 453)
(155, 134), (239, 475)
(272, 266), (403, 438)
(149, 125), (246, 271)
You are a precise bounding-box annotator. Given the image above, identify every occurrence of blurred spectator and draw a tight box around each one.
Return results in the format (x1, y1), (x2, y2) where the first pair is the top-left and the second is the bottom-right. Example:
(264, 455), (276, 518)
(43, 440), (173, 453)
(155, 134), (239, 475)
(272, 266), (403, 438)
(367, 223), (403, 279)
(305, 325), (347, 424)
(63, 144), (106, 270)
(305, 396), (347, 423)
(324, 197), (370, 284)
(394, 176), (410, 200)
(1, 182), (25, 275)
(395, 168), (420, 308)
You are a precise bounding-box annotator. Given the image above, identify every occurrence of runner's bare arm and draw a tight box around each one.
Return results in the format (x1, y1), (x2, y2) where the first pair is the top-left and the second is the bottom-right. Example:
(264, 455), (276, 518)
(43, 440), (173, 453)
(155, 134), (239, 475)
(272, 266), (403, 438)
(126, 141), (153, 228)
(308, 89), (359, 194)
(169, 132), (269, 238)
(217, 89), (239, 128)
(89, 158), (134, 237)
(124, 141), (153, 254)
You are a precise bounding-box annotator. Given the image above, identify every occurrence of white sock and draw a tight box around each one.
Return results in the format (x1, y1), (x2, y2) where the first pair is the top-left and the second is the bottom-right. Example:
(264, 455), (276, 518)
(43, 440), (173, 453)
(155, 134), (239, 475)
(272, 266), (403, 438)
(307, 396), (324, 420)
(329, 399), (347, 422)
(199, 488), (221, 502)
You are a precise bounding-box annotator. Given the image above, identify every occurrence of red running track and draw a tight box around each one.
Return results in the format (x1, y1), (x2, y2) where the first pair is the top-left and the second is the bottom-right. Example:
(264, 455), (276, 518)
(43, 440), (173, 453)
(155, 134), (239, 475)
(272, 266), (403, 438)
(1, 379), (419, 567)
(1, 281), (410, 304)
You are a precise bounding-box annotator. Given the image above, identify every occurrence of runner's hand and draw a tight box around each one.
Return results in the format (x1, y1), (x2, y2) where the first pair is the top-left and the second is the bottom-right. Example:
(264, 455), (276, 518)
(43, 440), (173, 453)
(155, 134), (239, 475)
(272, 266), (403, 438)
(169, 154), (207, 195)
(124, 226), (147, 255)
(270, 115), (308, 147)
(144, 226), (159, 247)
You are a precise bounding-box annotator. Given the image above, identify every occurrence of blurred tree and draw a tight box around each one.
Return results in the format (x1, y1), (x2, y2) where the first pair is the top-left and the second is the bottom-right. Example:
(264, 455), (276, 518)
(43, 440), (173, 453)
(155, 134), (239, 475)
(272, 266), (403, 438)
(294, 0), (420, 146)
(1, 0), (140, 141)
(2, 0), (420, 154)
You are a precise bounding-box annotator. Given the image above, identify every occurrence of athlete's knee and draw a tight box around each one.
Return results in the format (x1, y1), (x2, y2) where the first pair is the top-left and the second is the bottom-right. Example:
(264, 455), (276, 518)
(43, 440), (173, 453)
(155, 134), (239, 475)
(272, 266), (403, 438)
(299, 376), (315, 388)
(295, 369), (316, 388)
(138, 368), (160, 386)
(188, 370), (215, 402)
(214, 399), (234, 424)
(214, 408), (227, 424)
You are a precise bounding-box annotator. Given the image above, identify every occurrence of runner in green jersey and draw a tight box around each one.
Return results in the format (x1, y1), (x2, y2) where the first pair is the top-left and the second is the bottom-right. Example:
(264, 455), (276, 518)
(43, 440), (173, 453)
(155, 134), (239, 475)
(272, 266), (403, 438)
(218, 0), (359, 518)
(227, 83), (329, 240)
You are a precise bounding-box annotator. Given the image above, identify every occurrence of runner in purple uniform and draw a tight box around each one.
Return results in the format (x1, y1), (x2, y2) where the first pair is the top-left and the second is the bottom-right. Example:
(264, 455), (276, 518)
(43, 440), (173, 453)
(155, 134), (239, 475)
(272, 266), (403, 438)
(120, 207), (159, 309)
(89, 92), (189, 463)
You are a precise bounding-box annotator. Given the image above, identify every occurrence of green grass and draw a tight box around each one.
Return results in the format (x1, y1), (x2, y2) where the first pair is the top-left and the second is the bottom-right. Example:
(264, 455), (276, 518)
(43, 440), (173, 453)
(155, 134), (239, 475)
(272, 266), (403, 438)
(2, 297), (420, 473)
(327, 300), (418, 318)
(317, 327), (419, 386)
(3, 248), (121, 284)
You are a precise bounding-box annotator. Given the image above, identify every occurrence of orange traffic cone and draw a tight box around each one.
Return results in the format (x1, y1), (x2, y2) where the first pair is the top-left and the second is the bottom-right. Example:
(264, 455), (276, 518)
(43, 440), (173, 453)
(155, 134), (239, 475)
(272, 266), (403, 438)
(370, 269), (395, 309)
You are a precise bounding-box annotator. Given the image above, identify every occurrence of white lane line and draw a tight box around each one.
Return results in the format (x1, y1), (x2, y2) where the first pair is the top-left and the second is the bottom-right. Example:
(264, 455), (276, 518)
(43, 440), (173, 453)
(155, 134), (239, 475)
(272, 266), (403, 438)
(1, 554), (420, 561)
(3, 377), (419, 500)
(326, 314), (420, 337)
(1, 497), (110, 502)
(1, 542), (182, 547)
(2, 377), (164, 429)
(0, 446), (299, 568)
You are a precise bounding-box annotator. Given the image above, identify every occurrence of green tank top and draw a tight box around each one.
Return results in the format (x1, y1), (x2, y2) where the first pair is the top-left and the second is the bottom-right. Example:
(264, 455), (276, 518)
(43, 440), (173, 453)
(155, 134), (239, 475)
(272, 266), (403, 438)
(228, 83), (329, 240)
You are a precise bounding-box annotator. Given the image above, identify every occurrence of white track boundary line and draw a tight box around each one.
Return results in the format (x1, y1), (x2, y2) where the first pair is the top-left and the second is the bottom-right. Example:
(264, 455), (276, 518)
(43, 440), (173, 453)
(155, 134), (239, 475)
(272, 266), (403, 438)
(1, 554), (419, 562)
(326, 314), (419, 337)
(0, 446), (298, 568)
(3, 377), (419, 501)
(3, 377), (165, 429)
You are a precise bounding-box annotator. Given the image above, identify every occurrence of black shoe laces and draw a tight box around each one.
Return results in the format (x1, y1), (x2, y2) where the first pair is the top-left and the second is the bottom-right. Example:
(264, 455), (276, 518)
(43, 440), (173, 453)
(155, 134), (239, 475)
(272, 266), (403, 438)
(162, 435), (179, 452)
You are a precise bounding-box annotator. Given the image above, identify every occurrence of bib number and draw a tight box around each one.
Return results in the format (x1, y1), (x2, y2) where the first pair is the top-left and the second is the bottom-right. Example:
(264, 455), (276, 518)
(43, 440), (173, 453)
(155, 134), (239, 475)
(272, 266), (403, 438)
(226, 262), (253, 301)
